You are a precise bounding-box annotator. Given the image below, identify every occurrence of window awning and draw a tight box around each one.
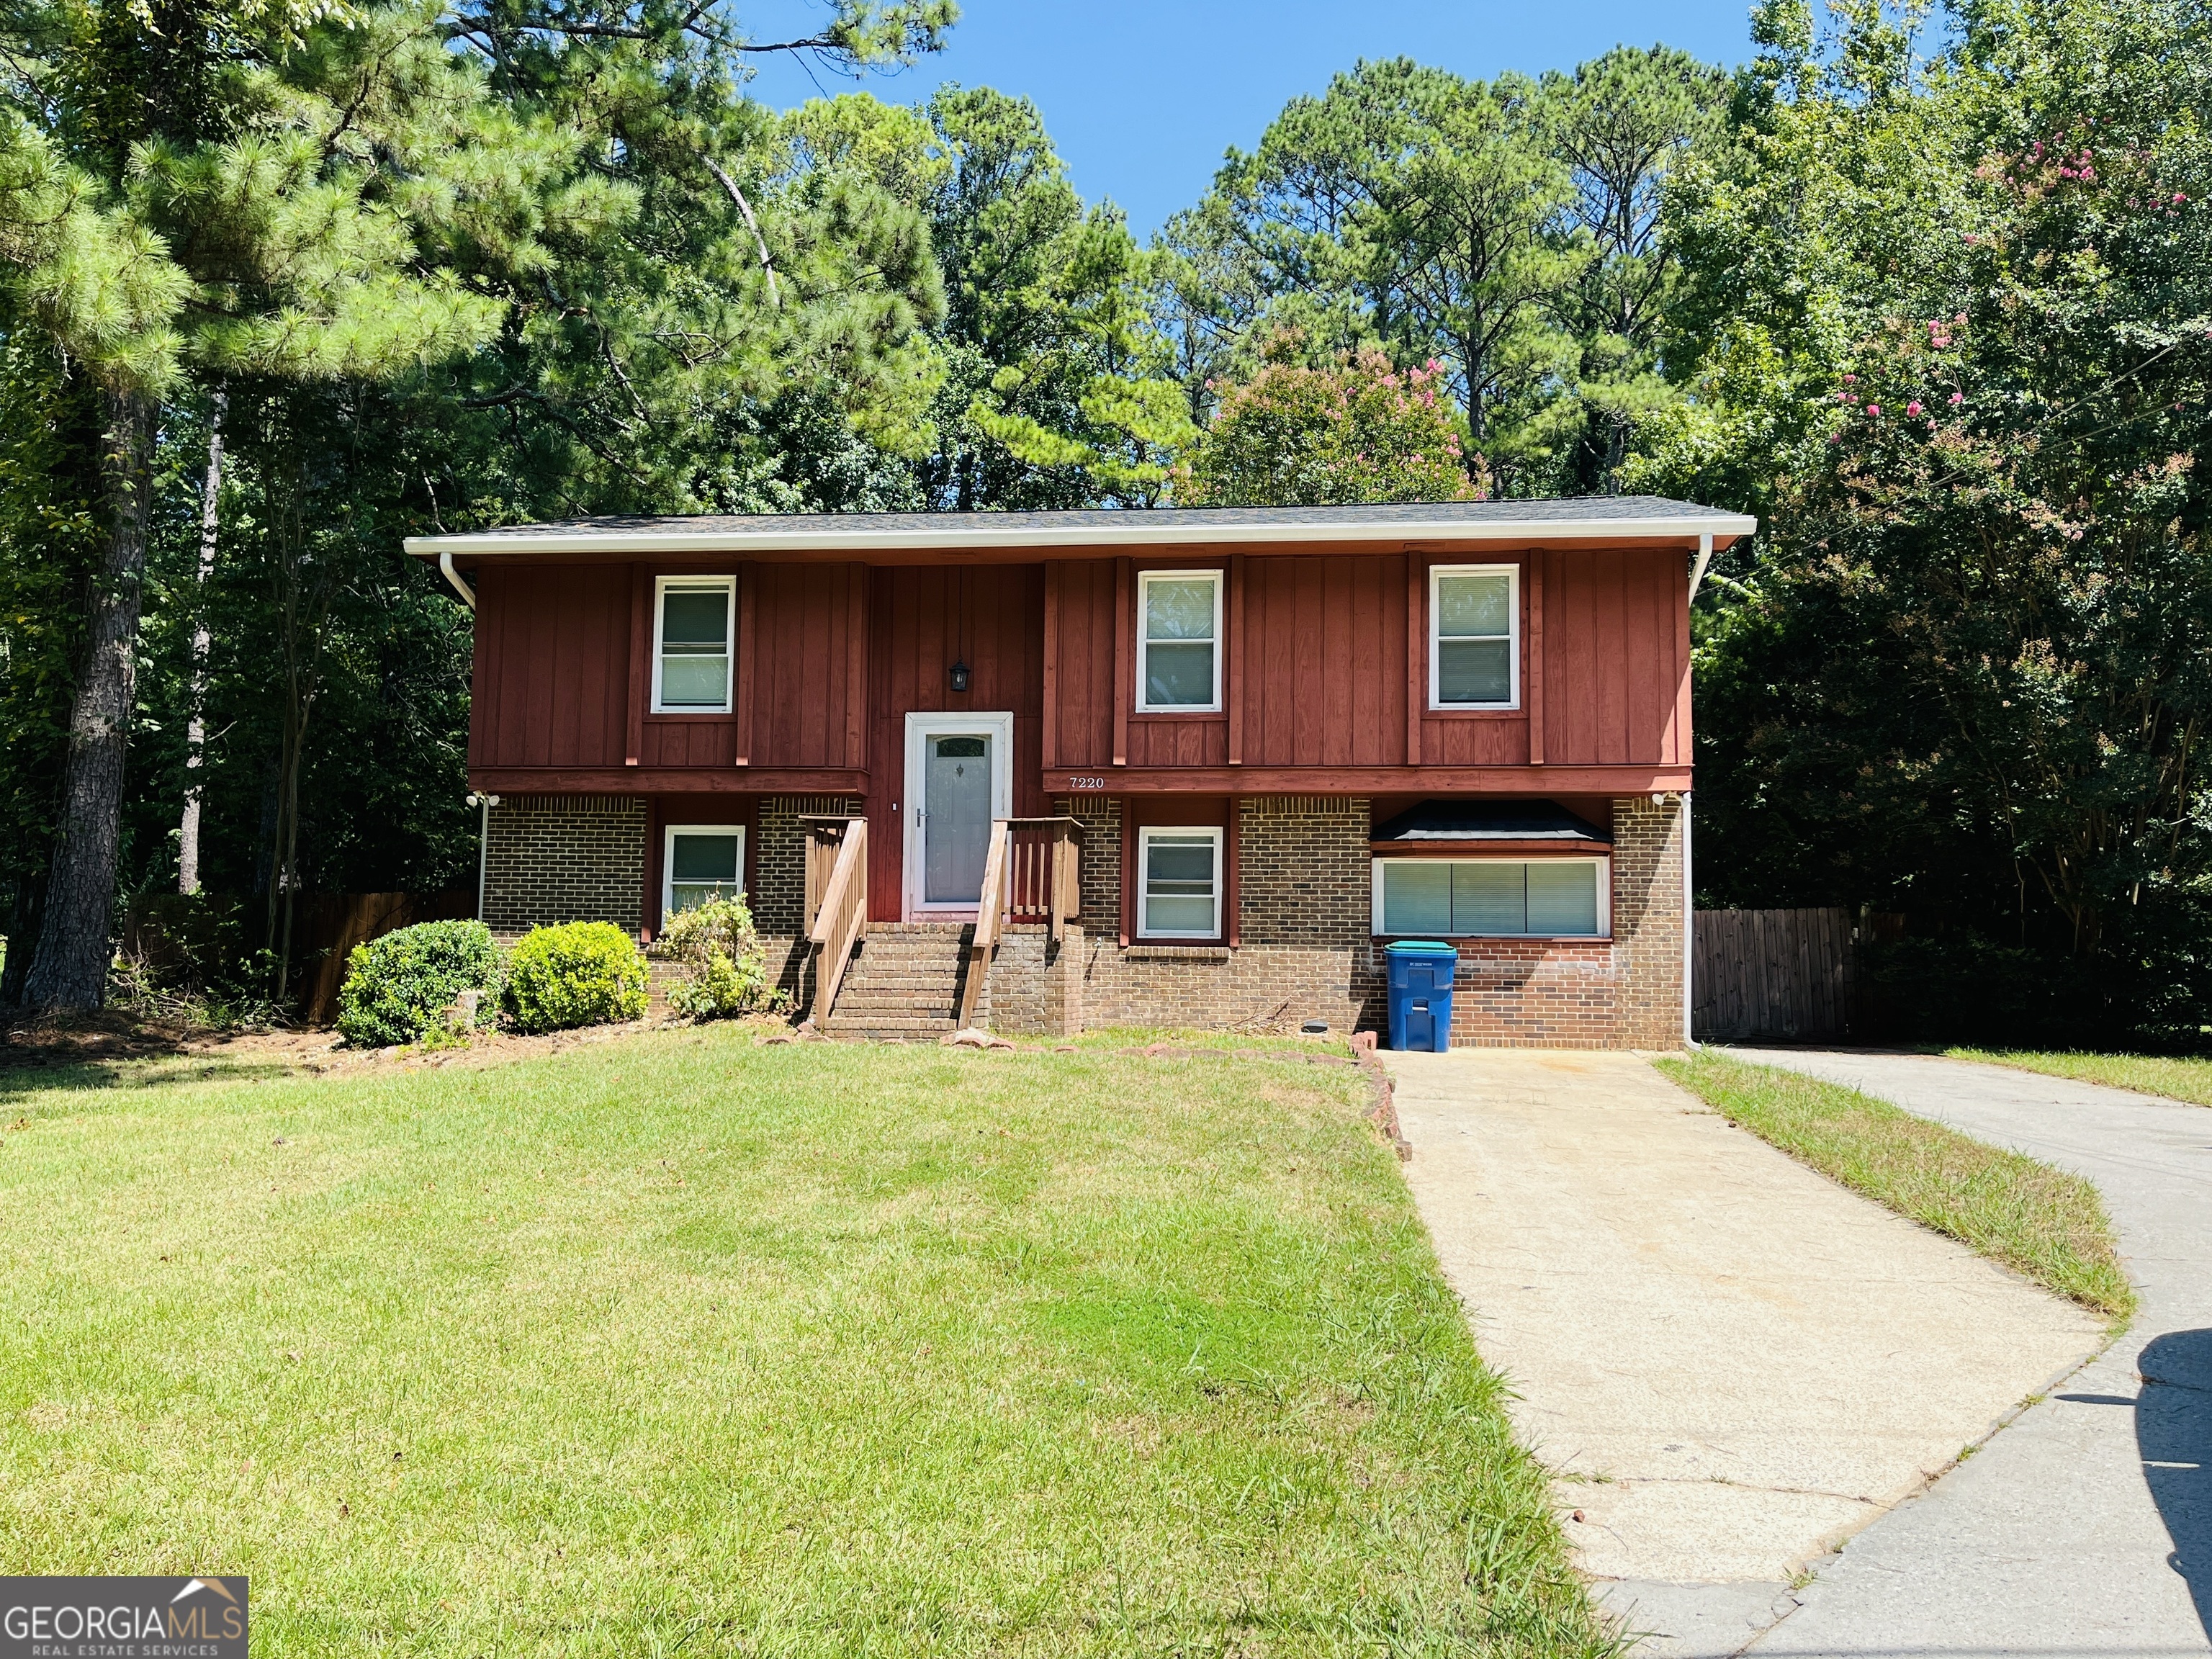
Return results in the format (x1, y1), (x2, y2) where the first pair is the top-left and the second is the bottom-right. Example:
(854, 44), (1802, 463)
(1371, 799), (1610, 851)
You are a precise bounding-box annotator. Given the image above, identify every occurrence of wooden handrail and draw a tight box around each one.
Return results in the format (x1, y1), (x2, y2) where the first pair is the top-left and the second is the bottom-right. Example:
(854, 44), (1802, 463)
(807, 817), (868, 1023)
(956, 819), (1011, 1030)
(999, 817), (1084, 941)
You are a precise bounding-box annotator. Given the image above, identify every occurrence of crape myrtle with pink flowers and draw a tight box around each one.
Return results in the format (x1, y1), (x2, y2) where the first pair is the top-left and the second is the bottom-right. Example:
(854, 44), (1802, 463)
(1637, 0), (2212, 1043)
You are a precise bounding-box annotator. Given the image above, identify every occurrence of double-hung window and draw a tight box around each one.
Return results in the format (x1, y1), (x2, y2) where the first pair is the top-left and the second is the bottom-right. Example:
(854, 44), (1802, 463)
(1138, 570), (1222, 711)
(1429, 565), (1517, 708)
(654, 576), (734, 712)
(665, 825), (745, 917)
(1372, 858), (1606, 937)
(1138, 827), (1223, 938)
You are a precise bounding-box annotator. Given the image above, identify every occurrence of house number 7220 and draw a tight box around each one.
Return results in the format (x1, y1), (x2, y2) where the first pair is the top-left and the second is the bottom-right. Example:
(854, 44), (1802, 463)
(1067, 775), (1109, 791)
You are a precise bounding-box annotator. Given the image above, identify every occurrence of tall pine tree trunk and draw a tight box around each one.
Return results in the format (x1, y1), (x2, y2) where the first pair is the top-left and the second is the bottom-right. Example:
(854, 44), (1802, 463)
(22, 389), (158, 1011)
(178, 390), (224, 894)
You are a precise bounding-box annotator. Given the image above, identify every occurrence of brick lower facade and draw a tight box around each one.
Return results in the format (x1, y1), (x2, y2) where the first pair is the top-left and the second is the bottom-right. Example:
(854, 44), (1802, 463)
(477, 790), (1686, 1048)
(482, 796), (646, 938)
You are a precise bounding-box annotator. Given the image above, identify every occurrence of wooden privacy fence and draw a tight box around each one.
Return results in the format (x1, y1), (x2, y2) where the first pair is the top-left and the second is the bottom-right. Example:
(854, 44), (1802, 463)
(1694, 907), (1856, 1042)
(297, 890), (475, 1025)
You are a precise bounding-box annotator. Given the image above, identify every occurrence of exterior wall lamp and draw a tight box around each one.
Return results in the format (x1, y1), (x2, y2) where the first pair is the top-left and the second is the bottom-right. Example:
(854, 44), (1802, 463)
(949, 658), (971, 693)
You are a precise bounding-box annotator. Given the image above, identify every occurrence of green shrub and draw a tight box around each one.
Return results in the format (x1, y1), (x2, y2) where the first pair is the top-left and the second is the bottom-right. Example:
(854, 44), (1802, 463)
(337, 920), (501, 1047)
(653, 896), (788, 1021)
(503, 921), (648, 1034)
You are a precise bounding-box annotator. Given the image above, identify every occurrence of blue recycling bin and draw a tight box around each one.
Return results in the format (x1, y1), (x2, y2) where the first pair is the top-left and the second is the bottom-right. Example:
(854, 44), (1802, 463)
(1385, 940), (1459, 1052)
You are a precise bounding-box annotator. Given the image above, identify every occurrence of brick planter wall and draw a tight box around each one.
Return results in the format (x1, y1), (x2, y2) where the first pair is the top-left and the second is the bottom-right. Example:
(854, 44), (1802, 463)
(981, 924), (1081, 1036)
(482, 796), (647, 938)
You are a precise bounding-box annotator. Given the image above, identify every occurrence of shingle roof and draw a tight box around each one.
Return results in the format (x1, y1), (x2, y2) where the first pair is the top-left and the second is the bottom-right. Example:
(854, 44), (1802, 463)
(405, 495), (1755, 557)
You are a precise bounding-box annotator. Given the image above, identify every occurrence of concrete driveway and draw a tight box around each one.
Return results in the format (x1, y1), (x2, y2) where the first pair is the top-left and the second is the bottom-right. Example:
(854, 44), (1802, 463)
(1381, 1048), (2107, 1657)
(1735, 1049), (2211, 1659)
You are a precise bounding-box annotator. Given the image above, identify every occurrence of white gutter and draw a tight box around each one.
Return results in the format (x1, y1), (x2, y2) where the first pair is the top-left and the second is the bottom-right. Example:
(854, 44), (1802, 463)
(407, 512), (1758, 559)
(1687, 531), (1714, 601)
(439, 550), (477, 610)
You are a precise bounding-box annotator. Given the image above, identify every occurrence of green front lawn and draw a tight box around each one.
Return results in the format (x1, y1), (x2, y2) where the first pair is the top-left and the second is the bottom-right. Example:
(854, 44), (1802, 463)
(0, 1030), (1612, 1657)
(1658, 1051), (2135, 1323)
(1948, 1047), (2212, 1109)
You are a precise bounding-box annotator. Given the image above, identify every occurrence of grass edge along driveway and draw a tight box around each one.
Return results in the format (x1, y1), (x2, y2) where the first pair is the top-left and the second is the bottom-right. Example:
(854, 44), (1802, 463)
(1657, 1050), (2135, 1325)
(1948, 1046), (2212, 1110)
(0, 1027), (1623, 1658)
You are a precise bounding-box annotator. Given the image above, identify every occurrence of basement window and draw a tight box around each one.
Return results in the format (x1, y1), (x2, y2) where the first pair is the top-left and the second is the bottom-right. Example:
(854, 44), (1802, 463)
(1137, 570), (1222, 711)
(1372, 858), (1606, 938)
(665, 825), (745, 917)
(654, 576), (735, 712)
(1429, 565), (1517, 708)
(1138, 826), (1223, 938)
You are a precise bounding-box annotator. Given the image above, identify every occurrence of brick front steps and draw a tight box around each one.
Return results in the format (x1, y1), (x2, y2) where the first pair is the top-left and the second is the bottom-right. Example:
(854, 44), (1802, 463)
(822, 922), (974, 1041)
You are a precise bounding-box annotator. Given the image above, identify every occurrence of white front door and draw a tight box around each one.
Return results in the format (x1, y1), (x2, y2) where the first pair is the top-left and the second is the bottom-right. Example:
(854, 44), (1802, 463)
(903, 712), (1014, 918)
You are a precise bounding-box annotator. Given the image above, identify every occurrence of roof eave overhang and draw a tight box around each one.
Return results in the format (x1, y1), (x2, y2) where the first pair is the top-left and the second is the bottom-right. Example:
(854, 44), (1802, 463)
(404, 513), (1759, 560)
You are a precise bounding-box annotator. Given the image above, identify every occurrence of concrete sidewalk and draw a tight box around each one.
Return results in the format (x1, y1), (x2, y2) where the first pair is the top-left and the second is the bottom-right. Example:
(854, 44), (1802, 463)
(1382, 1048), (2105, 1657)
(1735, 1049), (2211, 1658)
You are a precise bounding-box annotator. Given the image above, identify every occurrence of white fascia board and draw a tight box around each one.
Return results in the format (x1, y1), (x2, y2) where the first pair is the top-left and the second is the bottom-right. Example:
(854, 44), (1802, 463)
(405, 512), (1760, 559)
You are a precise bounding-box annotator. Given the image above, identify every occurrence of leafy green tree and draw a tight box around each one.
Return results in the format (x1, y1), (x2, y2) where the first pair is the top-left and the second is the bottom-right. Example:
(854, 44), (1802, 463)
(0, 0), (521, 1008)
(1177, 342), (1484, 506)
(1158, 53), (1725, 495)
(777, 86), (1195, 509)
(1640, 0), (2212, 1035)
(423, 0), (953, 521)
(1542, 45), (1734, 490)
(0, 0), (961, 1010)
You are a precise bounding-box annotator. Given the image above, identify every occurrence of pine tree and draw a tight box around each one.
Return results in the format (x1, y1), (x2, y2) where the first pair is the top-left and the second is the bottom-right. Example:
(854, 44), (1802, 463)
(0, 0), (522, 1008)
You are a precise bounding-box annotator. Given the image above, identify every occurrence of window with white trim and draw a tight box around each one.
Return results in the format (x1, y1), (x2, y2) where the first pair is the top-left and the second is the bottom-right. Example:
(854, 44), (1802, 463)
(653, 576), (734, 712)
(1429, 564), (1517, 708)
(665, 824), (745, 917)
(1372, 858), (1606, 937)
(1138, 826), (1223, 938)
(1138, 570), (1222, 711)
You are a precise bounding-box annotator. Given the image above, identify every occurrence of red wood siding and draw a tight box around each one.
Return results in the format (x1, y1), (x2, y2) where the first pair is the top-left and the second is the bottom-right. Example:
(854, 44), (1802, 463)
(1048, 559), (1118, 767)
(1242, 554), (1412, 767)
(462, 541), (1691, 793)
(748, 562), (867, 769)
(865, 565), (1047, 921)
(472, 559), (865, 773)
(1051, 554), (1411, 769)
(1537, 548), (1688, 766)
(471, 563), (630, 768)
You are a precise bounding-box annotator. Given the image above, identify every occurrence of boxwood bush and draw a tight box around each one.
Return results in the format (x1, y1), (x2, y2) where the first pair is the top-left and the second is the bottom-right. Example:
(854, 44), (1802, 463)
(336, 920), (501, 1048)
(503, 921), (649, 1034)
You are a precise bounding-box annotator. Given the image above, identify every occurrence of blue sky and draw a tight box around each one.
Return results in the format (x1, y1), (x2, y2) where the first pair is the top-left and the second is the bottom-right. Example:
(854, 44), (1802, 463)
(742, 1), (1762, 235)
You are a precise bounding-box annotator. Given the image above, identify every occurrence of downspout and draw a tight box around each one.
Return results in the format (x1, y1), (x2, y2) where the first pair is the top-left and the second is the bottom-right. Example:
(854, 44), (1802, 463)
(1687, 531), (1714, 602)
(467, 792), (500, 921)
(439, 551), (476, 611)
(1682, 788), (1697, 1049)
(1682, 532), (1710, 1050)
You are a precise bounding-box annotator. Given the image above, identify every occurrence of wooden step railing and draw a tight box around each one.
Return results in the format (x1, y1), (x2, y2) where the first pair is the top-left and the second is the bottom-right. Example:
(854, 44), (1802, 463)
(803, 816), (868, 1024)
(956, 816), (1083, 1030)
(1003, 816), (1084, 940)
